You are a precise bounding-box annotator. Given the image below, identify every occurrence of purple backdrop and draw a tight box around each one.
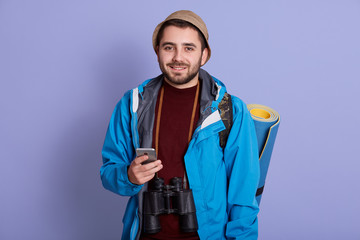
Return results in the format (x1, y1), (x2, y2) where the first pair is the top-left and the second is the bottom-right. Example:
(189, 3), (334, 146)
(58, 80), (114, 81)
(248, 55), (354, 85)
(1, 1), (359, 239)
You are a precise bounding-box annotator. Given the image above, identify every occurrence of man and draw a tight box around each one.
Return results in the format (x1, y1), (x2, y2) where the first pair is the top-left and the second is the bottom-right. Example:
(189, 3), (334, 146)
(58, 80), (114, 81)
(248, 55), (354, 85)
(101, 10), (260, 240)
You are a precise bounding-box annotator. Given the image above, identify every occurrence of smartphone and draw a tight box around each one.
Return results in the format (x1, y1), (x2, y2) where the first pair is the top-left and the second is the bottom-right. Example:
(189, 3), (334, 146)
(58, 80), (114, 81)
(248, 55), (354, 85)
(136, 148), (157, 165)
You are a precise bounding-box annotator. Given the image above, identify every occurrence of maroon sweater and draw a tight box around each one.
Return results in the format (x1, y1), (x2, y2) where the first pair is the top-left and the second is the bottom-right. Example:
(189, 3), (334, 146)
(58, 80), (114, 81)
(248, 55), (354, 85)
(141, 80), (200, 240)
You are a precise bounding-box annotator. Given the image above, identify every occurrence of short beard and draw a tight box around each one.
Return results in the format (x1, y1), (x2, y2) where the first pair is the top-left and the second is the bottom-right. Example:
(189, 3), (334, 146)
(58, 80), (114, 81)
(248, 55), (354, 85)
(159, 57), (202, 86)
(162, 66), (199, 86)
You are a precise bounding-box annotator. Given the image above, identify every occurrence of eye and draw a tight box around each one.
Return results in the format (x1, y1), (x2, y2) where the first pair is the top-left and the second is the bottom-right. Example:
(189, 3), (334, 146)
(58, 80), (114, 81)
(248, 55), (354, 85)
(185, 47), (194, 51)
(164, 46), (173, 51)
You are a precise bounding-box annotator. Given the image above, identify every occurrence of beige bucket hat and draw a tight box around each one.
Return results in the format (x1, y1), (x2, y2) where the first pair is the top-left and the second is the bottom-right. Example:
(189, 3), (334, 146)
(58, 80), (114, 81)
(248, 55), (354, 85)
(152, 10), (211, 64)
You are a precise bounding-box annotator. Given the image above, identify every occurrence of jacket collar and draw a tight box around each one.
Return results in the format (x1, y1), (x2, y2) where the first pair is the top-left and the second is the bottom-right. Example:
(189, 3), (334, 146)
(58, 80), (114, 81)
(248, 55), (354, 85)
(134, 68), (227, 147)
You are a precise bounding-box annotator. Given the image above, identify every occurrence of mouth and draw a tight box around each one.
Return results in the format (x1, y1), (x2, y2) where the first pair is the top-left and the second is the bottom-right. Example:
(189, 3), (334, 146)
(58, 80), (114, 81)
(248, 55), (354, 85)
(168, 64), (187, 71)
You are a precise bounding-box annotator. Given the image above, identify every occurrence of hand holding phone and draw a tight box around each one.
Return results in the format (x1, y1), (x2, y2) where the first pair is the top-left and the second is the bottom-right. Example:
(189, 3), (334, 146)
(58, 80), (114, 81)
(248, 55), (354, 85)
(128, 148), (162, 185)
(136, 148), (157, 165)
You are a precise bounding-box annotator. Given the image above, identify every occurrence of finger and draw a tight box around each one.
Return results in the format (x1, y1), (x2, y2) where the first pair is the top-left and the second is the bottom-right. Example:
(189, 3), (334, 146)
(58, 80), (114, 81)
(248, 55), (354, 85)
(131, 170), (154, 185)
(133, 155), (149, 165)
(141, 174), (156, 184)
(137, 164), (163, 184)
(141, 160), (162, 171)
(142, 164), (163, 177)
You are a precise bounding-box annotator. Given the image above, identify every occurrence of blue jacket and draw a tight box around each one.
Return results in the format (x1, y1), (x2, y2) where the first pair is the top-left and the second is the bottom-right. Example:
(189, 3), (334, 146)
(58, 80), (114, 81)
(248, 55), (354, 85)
(101, 69), (260, 239)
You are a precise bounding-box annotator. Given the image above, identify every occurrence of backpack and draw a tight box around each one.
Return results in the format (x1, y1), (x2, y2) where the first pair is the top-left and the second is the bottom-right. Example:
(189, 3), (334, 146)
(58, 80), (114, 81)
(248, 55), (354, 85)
(218, 93), (263, 200)
(218, 92), (233, 149)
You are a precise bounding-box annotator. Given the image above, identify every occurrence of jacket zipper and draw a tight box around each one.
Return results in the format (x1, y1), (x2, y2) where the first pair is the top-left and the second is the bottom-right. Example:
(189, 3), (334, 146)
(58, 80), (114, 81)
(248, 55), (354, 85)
(130, 89), (140, 240)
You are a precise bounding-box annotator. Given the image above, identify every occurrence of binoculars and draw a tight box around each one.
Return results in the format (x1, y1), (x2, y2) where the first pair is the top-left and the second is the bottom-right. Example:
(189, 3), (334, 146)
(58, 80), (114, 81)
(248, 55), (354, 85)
(143, 177), (198, 234)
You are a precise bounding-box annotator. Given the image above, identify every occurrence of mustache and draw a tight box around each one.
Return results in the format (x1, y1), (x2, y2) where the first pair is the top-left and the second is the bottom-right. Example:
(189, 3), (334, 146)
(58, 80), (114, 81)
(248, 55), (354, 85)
(167, 63), (189, 67)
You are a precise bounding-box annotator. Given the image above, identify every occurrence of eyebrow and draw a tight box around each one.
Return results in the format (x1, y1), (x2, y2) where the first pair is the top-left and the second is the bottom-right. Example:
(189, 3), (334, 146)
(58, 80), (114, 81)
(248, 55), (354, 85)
(183, 43), (197, 48)
(161, 42), (197, 48)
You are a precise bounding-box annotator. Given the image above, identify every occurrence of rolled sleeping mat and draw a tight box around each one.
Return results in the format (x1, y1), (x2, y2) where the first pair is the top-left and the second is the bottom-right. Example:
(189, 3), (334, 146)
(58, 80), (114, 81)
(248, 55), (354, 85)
(247, 104), (280, 205)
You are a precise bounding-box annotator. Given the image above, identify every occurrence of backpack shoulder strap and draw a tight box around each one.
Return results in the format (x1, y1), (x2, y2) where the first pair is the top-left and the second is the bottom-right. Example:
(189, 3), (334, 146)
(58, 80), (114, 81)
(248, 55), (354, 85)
(218, 92), (233, 148)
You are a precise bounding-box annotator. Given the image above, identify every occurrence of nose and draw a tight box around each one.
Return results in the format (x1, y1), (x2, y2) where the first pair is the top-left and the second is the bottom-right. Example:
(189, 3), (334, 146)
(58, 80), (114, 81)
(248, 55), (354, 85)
(172, 48), (184, 62)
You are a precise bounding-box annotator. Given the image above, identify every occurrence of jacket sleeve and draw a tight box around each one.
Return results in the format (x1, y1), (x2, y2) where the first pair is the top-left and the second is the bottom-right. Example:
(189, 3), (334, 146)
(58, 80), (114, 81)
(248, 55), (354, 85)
(100, 90), (143, 196)
(223, 96), (260, 240)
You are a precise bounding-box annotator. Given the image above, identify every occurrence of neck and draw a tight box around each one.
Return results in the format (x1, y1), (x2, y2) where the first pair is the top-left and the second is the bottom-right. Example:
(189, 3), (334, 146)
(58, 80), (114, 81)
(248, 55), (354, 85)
(164, 74), (199, 89)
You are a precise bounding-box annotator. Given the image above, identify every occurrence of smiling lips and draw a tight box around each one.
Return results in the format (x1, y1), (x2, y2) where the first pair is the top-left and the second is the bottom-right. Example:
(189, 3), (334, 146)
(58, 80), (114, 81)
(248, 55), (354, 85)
(168, 64), (188, 71)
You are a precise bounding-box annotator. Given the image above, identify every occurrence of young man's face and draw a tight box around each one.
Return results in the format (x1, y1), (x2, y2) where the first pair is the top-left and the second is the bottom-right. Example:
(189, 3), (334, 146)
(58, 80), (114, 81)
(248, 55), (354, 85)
(156, 25), (208, 89)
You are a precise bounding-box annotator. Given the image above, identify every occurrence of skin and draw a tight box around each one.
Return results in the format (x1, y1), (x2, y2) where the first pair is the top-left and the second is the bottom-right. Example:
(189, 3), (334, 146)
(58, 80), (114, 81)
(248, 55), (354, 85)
(156, 25), (208, 89)
(127, 155), (163, 185)
(128, 25), (209, 185)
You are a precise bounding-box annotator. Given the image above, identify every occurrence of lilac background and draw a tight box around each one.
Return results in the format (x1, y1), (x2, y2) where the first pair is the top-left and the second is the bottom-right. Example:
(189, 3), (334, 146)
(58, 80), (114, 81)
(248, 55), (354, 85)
(1, 1), (359, 239)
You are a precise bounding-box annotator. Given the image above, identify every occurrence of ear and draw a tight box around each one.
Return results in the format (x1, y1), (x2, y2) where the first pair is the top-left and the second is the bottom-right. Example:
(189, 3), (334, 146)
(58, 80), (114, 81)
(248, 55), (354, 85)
(200, 48), (209, 66)
(156, 46), (160, 62)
